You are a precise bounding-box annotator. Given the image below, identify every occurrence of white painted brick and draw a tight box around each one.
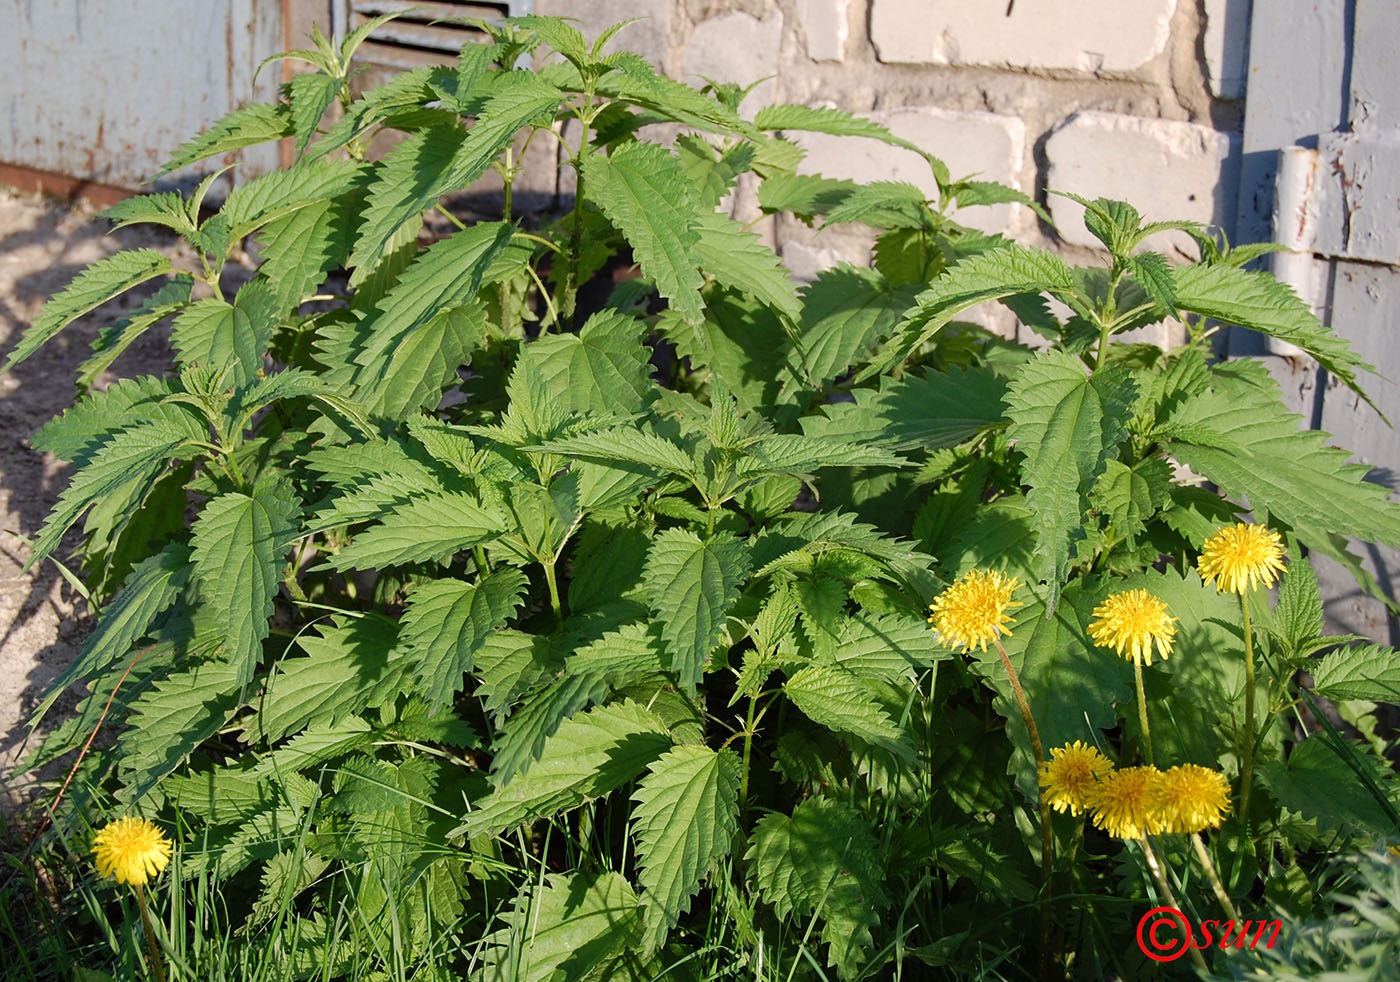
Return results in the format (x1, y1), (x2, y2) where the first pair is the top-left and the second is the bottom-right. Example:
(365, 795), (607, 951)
(796, 0), (848, 62)
(535, 0), (673, 71)
(1045, 112), (1238, 255)
(870, 0), (1176, 73)
(684, 11), (784, 114)
(1202, 0), (1249, 99)
(793, 106), (1026, 236)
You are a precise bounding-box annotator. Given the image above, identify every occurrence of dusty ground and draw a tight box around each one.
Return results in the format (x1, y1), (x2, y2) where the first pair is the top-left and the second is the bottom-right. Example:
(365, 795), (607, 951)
(0, 190), (197, 804)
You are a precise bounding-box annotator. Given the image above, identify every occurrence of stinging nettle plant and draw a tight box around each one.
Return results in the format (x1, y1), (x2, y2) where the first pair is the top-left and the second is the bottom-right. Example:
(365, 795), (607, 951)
(8, 13), (1400, 979)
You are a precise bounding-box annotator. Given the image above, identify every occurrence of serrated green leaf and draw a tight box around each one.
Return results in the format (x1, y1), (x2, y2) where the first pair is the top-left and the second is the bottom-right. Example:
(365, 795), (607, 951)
(1257, 736), (1400, 837)
(531, 428), (695, 479)
(170, 279), (278, 386)
(100, 193), (198, 238)
(475, 871), (644, 982)
(250, 614), (406, 743)
(30, 543), (191, 726)
(790, 264), (923, 387)
(162, 103), (293, 175)
(642, 529), (751, 692)
(1090, 456), (1171, 541)
(784, 664), (912, 759)
(829, 611), (950, 680)
(351, 75), (563, 272)
(582, 141), (705, 324)
(254, 197), (352, 313)
(32, 376), (176, 462)
(866, 244), (1077, 382)
(801, 366), (1008, 450)
(467, 701), (671, 836)
(1271, 545), (1324, 657)
(123, 659), (244, 799)
(400, 569), (529, 710)
(287, 71), (341, 158)
(3, 250), (173, 374)
(522, 308), (656, 416)
(692, 211), (800, 322)
(757, 172), (857, 221)
(751, 509), (938, 600)
(1004, 351), (1136, 613)
(76, 276), (194, 391)
(329, 492), (508, 570)
(631, 745), (739, 946)
(359, 303), (487, 420)
(218, 159), (366, 242)
(747, 796), (888, 975)
(1166, 362), (1400, 549)
(1173, 263), (1375, 407)
(1310, 645), (1400, 703)
(754, 103), (948, 187)
(190, 481), (301, 682)
(1128, 251), (1177, 314)
(822, 181), (933, 231)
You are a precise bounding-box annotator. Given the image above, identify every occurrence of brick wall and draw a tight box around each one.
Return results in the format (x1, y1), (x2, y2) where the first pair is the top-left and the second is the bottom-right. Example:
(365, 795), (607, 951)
(529, 0), (1251, 295)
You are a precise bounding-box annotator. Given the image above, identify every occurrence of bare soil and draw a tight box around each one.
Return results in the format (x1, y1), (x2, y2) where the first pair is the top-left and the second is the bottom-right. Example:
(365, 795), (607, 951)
(0, 190), (208, 805)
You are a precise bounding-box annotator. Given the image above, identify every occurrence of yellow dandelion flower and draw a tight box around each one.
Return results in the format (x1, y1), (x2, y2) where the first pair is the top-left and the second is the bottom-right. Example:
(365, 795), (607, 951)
(1147, 764), (1232, 834)
(1088, 589), (1177, 666)
(1039, 741), (1115, 816)
(1197, 523), (1287, 594)
(1088, 766), (1164, 839)
(927, 569), (1022, 652)
(93, 816), (172, 887)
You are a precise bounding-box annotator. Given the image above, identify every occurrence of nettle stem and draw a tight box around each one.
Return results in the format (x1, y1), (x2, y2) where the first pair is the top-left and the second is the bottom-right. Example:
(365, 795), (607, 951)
(993, 637), (1055, 975)
(1239, 591), (1256, 831)
(134, 883), (167, 982)
(561, 95), (594, 328)
(1134, 658), (1154, 766)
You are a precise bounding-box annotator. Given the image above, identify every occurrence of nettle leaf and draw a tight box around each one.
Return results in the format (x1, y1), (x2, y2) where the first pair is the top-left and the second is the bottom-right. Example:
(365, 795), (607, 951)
(791, 264), (922, 387)
(692, 211), (800, 323)
(1271, 546), (1325, 657)
(3, 249), (173, 374)
(329, 492), (508, 571)
(829, 611), (951, 680)
(31, 543), (191, 726)
(100, 193), (198, 239)
(1089, 457), (1171, 541)
(400, 569), (529, 710)
(1172, 262), (1375, 407)
(1004, 350), (1136, 613)
(747, 796), (888, 976)
(33, 375), (176, 463)
(1310, 645), (1400, 703)
(1166, 362), (1400, 550)
(171, 279), (279, 386)
(254, 197), (352, 313)
(219, 159), (365, 242)
(801, 366), (1008, 450)
(523, 308), (656, 416)
(582, 140), (705, 324)
(190, 480), (302, 682)
(161, 102), (293, 175)
(866, 244), (1078, 381)
(631, 745), (740, 946)
(752, 509), (938, 600)
(475, 871), (644, 982)
(642, 529), (752, 692)
(675, 134), (755, 209)
(351, 73), (563, 273)
(823, 181), (932, 231)
(784, 664), (913, 760)
(757, 172), (858, 222)
(287, 71), (341, 157)
(753, 103), (948, 186)
(533, 428), (696, 480)
(122, 659), (245, 799)
(249, 614), (406, 743)
(359, 303), (487, 420)
(76, 276), (195, 391)
(467, 701), (672, 837)
(1257, 736), (1400, 838)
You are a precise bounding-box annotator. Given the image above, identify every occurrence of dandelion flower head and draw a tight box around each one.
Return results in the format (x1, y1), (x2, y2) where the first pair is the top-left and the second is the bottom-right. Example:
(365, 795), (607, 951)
(1197, 523), (1287, 594)
(93, 816), (172, 886)
(1039, 741), (1114, 816)
(927, 569), (1022, 652)
(1088, 589), (1177, 666)
(1148, 763), (1232, 834)
(1088, 765), (1164, 840)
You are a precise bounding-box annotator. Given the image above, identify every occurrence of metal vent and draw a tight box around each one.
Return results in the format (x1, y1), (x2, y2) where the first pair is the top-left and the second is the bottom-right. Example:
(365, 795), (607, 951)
(345, 1), (531, 70)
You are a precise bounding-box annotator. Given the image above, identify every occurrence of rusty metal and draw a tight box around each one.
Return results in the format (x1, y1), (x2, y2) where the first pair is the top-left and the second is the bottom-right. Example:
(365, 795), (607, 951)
(0, 161), (132, 209)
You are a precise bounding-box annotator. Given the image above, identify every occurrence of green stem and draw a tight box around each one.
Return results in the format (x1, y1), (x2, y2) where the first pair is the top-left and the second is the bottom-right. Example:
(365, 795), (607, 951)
(1191, 832), (1240, 922)
(993, 638), (1054, 977)
(1138, 837), (1209, 975)
(543, 561), (562, 621)
(739, 694), (759, 812)
(1094, 266), (1124, 369)
(1240, 591), (1255, 831)
(1134, 658), (1154, 766)
(134, 884), (168, 982)
(562, 99), (593, 328)
(502, 145), (514, 219)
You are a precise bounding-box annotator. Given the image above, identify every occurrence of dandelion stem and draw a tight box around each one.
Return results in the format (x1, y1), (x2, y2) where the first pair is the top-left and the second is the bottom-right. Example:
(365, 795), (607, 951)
(1239, 591), (1255, 831)
(1134, 658), (1154, 766)
(1190, 832), (1240, 922)
(993, 637), (1055, 976)
(134, 883), (167, 982)
(1138, 837), (1209, 974)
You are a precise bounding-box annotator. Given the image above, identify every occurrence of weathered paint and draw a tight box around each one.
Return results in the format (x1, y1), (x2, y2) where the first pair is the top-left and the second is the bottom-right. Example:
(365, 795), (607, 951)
(2, 0), (284, 191)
